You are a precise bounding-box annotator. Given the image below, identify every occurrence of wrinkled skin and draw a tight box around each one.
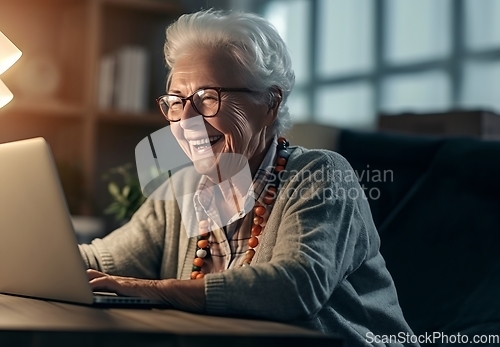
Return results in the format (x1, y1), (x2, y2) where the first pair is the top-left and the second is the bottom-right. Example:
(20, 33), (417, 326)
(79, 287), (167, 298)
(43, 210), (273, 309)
(88, 269), (205, 312)
(168, 49), (277, 181)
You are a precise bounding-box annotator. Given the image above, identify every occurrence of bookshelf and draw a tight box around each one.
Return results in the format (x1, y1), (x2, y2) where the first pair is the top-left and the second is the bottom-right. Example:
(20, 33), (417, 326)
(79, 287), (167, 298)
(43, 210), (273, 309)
(0, 0), (182, 221)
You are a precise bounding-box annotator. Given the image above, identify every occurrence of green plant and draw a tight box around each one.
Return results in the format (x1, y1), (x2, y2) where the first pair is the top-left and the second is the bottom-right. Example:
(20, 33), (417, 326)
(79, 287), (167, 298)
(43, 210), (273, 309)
(102, 163), (146, 222)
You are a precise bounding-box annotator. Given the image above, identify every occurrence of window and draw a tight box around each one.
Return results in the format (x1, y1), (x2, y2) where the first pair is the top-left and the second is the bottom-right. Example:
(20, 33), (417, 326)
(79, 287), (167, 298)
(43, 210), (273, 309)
(384, 0), (451, 65)
(316, 0), (374, 77)
(252, 0), (500, 129)
(263, 0), (311, 124)
(381, 71), (451, 114)
(316, 82), (374, 128)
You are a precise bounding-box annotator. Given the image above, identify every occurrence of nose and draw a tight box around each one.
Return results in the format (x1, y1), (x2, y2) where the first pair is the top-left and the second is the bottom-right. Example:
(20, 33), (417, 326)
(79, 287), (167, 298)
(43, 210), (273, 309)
(178, 99), (198, 124)
(179, 101), (206, 131)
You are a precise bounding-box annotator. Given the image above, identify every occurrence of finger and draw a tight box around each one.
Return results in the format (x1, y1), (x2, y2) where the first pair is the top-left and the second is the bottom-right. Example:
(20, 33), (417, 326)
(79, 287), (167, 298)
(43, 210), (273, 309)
(89, 276), (139, 297)
(86, 269), (107, 280)
(89, 276), (120, 293)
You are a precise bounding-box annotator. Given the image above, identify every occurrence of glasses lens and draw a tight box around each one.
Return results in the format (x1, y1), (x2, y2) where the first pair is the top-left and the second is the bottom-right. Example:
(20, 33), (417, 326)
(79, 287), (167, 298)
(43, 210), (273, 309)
(193, 89), (219, 117)
(162, 95), (183, 121)
(158, 88), (221, 121)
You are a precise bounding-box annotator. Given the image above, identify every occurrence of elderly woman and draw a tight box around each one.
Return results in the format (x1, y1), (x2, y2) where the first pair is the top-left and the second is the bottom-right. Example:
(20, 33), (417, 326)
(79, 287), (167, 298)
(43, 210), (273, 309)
(80, 10), (418, 347)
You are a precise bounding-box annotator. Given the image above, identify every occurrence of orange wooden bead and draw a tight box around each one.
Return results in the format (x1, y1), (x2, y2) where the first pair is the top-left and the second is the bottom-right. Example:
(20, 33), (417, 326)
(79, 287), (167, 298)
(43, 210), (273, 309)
(245, 249), (256, 258)
(254, 206), (266, 216)
(267, 186), (277, 194)
(277, 157), (287, 166)
(263, 194), (275, 205)
(248, 236), (259, 248)
(251, 224), (262, 236)
(193, 257), (204, 267)
(193, 138), (289, 277)
(253, 216), (264, 225)
(197, 239), (209, 248)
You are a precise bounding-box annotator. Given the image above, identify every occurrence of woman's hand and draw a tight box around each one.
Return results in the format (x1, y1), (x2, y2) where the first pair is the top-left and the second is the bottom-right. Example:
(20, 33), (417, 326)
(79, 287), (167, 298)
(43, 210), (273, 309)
(87, 269), (206, 312)
(87, 269), (168, 300)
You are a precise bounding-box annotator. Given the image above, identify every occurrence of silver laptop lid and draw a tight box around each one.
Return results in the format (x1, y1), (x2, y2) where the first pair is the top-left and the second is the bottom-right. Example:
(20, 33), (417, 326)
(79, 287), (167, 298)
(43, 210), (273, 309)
(0, 137), (93, 304)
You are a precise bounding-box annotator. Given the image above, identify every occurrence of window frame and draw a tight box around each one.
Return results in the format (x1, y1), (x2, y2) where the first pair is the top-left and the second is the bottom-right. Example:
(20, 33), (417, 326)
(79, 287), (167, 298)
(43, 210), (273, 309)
(253, 0), (500, 127)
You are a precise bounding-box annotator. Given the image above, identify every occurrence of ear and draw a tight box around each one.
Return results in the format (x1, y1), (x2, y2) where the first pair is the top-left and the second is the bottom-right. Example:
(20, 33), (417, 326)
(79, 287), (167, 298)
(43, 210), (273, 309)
(265, 88), (282, 126)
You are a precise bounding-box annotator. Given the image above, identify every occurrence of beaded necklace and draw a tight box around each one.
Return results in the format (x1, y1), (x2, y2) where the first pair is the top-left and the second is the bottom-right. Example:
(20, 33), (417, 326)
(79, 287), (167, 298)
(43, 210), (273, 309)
(191, 137), (290, 279)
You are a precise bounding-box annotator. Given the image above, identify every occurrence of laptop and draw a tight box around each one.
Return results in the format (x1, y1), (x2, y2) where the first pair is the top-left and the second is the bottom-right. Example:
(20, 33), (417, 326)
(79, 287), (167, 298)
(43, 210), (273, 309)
(0, 137), (167, 308)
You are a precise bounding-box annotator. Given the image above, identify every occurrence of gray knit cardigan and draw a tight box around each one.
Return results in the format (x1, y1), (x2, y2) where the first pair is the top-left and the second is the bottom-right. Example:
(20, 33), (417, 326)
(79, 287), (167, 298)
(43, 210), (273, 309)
(79, 146), (418, 347)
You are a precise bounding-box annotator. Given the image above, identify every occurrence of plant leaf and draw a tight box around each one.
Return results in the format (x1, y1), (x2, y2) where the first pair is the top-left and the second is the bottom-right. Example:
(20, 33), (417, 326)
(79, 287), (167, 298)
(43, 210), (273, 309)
(104, 202), (121, 214)
(116, 207), (127, 221)
(122, 185), (130, 198)
(108, 182), (121, 198)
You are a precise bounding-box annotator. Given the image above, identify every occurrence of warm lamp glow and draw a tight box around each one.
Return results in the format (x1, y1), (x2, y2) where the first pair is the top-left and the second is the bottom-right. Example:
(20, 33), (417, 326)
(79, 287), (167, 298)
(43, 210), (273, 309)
(0, 31), (22, 76)
(0, 79), (14, 109)
(0, 31), (22, 108)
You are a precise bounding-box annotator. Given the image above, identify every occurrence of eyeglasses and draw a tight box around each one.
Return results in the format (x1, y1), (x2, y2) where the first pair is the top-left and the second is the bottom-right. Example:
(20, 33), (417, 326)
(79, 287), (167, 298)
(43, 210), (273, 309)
(156, 87), (256, 122)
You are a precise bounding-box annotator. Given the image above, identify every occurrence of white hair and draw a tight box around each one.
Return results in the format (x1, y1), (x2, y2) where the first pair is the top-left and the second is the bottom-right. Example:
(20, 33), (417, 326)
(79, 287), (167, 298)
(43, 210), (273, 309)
(164, 9), (295, 135)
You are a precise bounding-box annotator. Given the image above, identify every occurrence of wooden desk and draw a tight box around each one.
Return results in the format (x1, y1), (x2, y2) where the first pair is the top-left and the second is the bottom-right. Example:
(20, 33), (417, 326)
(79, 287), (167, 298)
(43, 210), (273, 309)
(0, 294), (341, 347)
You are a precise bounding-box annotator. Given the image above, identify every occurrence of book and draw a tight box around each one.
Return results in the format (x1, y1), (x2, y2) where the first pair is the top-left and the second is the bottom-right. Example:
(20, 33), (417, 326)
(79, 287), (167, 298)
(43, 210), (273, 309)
(97, 55), (115, 110)
(132, 47), (150, 113)
(114, 47), (132, 112)
(112, 46), (150, 114)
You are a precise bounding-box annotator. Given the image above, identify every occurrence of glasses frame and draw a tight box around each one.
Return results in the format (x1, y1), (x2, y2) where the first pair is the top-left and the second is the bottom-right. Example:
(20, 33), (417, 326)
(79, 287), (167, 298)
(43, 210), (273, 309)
(156, 87), (256, 122)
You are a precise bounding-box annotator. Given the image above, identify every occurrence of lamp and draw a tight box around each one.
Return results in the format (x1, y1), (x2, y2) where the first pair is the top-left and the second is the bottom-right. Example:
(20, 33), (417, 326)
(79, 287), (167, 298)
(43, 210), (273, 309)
(0, 31), (22, 108)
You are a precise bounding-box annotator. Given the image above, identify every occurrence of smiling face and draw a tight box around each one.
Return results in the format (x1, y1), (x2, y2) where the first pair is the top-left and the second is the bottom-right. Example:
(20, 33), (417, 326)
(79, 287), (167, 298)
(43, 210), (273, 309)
(168, 50), (277, 180)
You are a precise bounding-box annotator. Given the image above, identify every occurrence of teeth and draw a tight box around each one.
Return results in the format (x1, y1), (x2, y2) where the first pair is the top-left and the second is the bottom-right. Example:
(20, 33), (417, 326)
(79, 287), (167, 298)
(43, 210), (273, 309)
(191, 136), (221, 146)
